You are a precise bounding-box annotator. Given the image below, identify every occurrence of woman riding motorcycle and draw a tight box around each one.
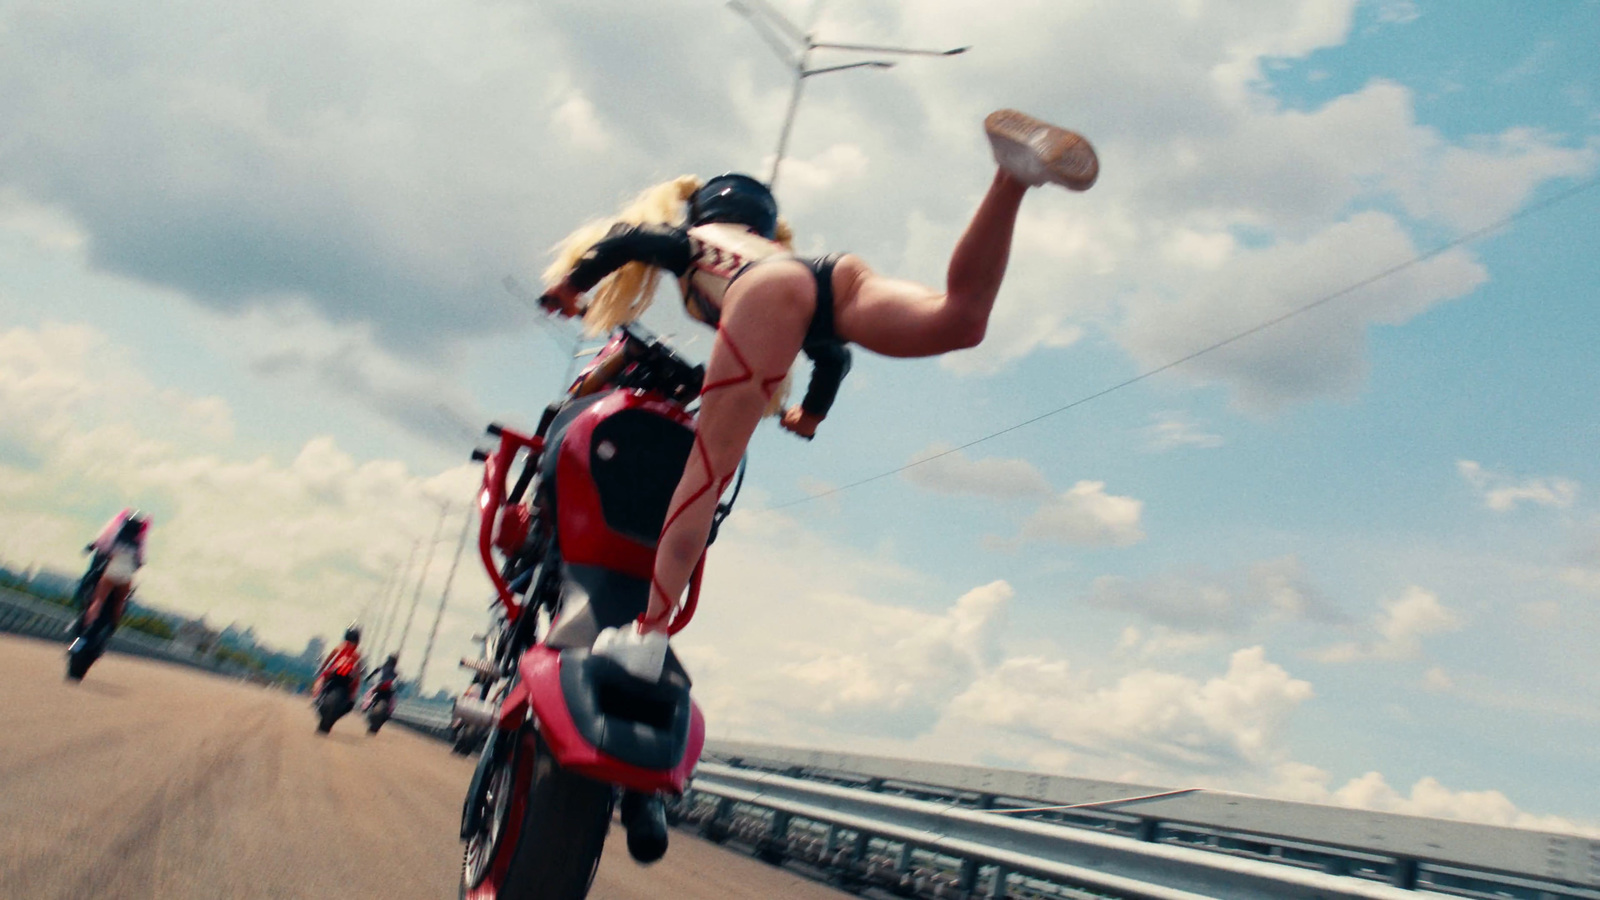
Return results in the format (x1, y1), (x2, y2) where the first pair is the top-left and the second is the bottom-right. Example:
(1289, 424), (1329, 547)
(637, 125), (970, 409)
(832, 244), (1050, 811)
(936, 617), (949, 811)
(538, 109), (1098, 680)
(363, 653), (400, 708)
(75, 508), (150, 639)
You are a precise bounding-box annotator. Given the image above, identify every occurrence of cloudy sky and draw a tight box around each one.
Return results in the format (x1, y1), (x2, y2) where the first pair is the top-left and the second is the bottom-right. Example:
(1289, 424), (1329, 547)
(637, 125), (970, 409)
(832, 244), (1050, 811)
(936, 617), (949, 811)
(3, 0), (1598, 834)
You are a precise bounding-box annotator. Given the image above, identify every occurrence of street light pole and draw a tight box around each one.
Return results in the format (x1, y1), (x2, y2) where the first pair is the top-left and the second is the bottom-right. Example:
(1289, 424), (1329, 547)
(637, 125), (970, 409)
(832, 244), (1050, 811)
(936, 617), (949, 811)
(376, 540), (419, 658)
(357, 566), (396, 634)
(416, 507), (472, 696)
(393, 501), (450, 667)
(730, 0), (967, 191)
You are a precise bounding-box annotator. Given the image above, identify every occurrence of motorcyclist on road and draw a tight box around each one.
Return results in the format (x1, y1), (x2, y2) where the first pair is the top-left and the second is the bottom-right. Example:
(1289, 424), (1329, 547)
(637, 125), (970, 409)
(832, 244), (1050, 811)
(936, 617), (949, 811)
(74, 508), (150, 638)
(313, 626), (363, 703)
(362, 653), (399, 710)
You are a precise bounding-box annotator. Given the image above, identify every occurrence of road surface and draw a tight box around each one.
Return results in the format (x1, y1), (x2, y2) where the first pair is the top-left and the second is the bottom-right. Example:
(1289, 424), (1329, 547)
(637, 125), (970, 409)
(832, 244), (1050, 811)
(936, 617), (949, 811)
(0, 633), (848, 900)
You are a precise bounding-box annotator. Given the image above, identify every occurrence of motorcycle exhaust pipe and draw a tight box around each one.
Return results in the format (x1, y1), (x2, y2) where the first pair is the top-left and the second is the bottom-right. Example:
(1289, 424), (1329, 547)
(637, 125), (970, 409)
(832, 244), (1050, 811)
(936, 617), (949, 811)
(452, 697), (499, 731)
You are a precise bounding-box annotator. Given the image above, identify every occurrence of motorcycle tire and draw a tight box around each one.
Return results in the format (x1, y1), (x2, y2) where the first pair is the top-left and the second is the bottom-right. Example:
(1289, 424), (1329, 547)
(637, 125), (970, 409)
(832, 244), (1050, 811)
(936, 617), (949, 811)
(66, 646), (93, 681)
(462, 731), (612, 900)
(66, 620), (107, 681)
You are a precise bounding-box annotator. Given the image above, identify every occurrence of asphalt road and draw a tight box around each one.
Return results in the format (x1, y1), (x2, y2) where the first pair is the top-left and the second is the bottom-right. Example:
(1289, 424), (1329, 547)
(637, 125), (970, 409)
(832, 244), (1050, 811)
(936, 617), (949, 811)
(0, 633), (848, 900)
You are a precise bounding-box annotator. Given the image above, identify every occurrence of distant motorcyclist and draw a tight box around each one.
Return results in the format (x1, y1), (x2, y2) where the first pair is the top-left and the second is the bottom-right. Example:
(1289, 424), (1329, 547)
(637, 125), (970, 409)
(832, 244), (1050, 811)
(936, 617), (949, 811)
(362, 653), (399, 710)
(313, 625), (364, 703)
(74, 508), (150, 639)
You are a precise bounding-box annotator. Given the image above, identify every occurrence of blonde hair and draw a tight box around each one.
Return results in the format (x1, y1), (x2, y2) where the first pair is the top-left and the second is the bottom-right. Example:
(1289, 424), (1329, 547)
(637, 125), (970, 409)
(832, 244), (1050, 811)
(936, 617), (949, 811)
(543, 176), (700, 335)
(544, 176), (796, 335)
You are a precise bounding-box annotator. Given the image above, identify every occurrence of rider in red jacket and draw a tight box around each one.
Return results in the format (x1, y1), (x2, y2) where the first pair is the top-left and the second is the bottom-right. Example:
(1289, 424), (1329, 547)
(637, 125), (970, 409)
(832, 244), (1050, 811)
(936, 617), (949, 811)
(313, 626), (364, 701)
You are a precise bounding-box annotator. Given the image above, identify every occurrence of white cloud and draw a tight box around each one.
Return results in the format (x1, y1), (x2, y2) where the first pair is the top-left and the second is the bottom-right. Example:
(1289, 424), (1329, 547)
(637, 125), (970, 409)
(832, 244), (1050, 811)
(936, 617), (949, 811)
(1120, 211), (1488, 411)
(1019, 481), (1146, 547)
(1270, 765), (1600, 837)
(1116, 625), (1221, 659)
(1370, 0), (1421, 26)
(901, 443), (1052, 499)
(0, 323), (489, 672)
(1312, 585), (1462, 662)
(1090, 555), (1342, 633)
(550, 91), (611, 152)
(1458, 460), (1579, 512)
(1422, 666), (1453, 691)
(780, 580), (1012, 719)
(1143, 412), (1224, 451)
(947, 646), (1314, 773)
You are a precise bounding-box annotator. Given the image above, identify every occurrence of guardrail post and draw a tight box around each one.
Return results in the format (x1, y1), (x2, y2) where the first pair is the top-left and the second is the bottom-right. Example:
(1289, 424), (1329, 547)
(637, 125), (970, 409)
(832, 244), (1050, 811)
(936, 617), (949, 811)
(957, 858), (979, 895)
(701, 797), (733, 843)
(1136, 817), (1161, 842)
(896, 841), (914, 874)
(758, 810), (791, 864)
(987, 865), (1011, 900)
(1392, 857), (1418, 889)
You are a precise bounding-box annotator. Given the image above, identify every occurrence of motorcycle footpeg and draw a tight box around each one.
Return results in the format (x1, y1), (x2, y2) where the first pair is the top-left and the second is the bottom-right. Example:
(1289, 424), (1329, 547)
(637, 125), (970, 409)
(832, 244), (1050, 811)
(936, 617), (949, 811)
(620, 791), (669, 864)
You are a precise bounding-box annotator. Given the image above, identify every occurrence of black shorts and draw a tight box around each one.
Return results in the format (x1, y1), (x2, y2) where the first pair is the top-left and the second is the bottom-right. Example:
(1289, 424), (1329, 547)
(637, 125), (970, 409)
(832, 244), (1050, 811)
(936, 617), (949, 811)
(720, 253), (845, 343)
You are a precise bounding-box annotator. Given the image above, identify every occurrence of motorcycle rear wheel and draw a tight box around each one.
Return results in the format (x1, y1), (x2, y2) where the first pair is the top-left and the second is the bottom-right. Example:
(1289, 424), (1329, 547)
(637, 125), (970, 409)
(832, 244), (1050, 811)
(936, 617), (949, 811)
(462, 730), (613, 900)
(66, 646), (94, 681)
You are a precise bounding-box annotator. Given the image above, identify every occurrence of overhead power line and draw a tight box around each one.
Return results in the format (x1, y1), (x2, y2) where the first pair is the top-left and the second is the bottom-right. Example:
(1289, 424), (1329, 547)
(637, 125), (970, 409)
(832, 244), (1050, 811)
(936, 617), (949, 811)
(762, 174), (1600, 513)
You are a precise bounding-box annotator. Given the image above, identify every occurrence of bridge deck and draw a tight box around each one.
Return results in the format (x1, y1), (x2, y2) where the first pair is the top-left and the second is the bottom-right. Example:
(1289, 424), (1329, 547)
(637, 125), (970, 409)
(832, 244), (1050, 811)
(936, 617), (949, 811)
(0, 634), (846, 900)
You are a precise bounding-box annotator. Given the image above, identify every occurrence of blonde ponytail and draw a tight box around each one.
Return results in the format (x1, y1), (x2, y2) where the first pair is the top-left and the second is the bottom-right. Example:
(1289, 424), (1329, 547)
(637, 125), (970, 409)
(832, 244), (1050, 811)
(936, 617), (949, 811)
(543, 176), (703, 335)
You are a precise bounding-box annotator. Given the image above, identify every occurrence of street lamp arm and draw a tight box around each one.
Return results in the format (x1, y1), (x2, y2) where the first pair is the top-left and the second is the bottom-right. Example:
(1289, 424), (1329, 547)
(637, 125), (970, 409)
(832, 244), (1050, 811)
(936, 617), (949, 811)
(802, 60), (896, 77)
(737, 0), (808, 45)
(727, 1), (803, 68)
(809, 41), (969, 57)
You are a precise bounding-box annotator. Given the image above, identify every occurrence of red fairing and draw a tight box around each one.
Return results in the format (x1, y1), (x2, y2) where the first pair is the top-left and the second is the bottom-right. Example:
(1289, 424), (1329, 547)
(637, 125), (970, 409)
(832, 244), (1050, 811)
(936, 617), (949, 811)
(555, 390), (696, 580)
(519, 646), (704, 795)
(494, 505), (532, 557)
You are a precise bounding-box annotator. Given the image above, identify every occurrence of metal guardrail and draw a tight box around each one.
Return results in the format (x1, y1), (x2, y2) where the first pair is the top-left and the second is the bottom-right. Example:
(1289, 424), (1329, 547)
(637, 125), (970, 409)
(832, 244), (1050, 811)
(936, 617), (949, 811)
(0, 588), (255, 678)
(683, 763), (1422, 900)
(391, 699), (455, 740)
(698, 742), (1600, 900)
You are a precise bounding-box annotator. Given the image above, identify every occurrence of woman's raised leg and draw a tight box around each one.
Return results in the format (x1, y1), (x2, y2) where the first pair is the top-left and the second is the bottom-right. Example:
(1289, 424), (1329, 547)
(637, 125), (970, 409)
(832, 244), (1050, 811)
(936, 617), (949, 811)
(834, 170), (1028, 358)
(835, 111), (1097, 358)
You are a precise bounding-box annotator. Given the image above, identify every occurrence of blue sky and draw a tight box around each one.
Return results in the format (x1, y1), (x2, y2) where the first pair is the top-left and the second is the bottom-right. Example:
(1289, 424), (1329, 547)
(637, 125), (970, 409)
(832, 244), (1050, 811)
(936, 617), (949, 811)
(2, 0), (1598, 833)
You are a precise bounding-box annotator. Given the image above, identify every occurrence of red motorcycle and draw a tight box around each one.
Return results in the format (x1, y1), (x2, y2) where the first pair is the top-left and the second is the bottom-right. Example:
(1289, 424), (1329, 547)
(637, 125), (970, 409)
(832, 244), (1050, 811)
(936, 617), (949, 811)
(457, 324), (737, 900)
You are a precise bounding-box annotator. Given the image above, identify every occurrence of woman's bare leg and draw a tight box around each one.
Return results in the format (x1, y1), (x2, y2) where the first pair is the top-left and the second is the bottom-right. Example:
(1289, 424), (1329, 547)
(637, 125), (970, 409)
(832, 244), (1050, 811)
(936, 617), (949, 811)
(85, 576), (113, 629)
(645, 260), (817, 630)
(834, 170), (1029, 358)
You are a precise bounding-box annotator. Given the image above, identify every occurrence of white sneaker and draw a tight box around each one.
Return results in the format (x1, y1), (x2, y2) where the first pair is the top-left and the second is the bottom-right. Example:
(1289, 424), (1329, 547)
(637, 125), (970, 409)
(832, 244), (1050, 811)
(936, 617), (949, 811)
(591, 624), (669, 682)
(984, 109), (1099, 191)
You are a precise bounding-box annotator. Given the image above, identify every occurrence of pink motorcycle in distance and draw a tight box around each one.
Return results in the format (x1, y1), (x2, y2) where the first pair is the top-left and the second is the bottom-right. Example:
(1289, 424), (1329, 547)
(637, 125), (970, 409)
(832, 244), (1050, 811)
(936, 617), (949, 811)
(458, 324), (736, 900)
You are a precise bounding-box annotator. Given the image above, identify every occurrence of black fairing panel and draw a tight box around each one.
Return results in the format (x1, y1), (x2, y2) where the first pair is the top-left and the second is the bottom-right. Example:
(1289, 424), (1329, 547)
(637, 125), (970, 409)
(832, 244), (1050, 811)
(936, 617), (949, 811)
(559, 648), (693, 771)
(588, 410), (694, 544)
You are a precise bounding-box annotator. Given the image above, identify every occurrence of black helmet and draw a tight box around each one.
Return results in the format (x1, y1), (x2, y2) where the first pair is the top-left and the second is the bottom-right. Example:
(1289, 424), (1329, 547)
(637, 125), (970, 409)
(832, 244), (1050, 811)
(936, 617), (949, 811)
(119, 509), (149, 540)
(689, 174), (779, 240)
(344, 625), (361, 644)
(386, 653), (398, 666)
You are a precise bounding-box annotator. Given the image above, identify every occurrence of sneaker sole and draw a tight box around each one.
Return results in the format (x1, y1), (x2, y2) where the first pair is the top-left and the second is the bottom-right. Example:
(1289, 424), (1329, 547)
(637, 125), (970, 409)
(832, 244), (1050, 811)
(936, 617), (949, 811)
(985, 109), (1099, 191)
